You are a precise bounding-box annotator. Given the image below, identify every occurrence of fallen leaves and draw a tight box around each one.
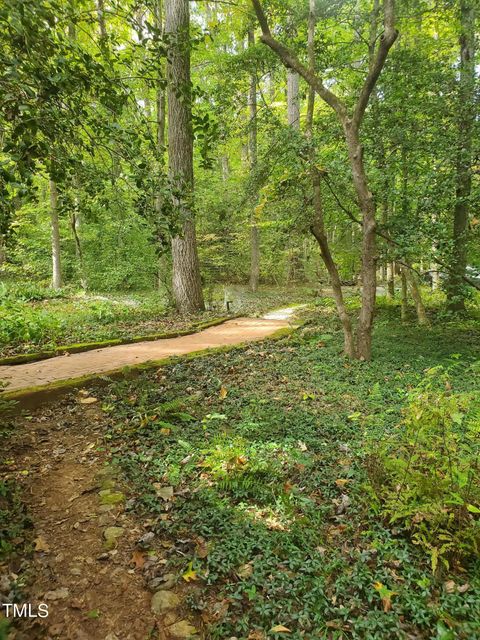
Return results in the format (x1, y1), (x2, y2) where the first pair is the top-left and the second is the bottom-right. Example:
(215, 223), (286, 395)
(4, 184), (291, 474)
(182, 561), (198, 582)
(131, 549), (146, 570)
(270, 624), (291, 633)
(373, 581), (397, 612)
(219, 385), (228, 400)
(153, 484), (174, 501)
(33, 536), (50, 553)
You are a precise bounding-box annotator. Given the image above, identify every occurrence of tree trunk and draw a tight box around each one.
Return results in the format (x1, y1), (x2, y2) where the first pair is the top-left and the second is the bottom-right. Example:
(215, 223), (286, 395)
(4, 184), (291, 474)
(248, 29), (260, 293)
(306, 0), (355, 358)
(0, 233), (6, 270)
(387, 261), (395, 298)
(447, 0), (476, 312)
(166, 0), (204, 313)
(405, 268), (429, 326)
(310, 177), (355, 358)
(287, 70), (300, 129)
(400, 268), (408, 321)
(344, 124), (377, 360)
(50, 179), (62, 289)
(96, 0), (107, 39)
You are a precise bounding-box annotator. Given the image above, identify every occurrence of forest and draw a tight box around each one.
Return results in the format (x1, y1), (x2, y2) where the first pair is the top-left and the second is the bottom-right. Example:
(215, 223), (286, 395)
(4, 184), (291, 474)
(0, 0), (479, 638)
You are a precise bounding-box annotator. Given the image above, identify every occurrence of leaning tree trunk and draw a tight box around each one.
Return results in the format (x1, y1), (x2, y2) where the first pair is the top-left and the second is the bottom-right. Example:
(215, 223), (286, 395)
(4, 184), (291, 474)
(49, 179), (62, 290)
(166, 0), (204, 313)
(405, 268), (429, 326)
(248, 29), (260, 293)
(305, 0), (355, 357)
(447, 0), (476, 312)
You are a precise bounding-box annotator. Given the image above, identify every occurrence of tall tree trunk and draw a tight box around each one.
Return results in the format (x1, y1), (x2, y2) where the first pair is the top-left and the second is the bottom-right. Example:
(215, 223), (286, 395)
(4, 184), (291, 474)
(306, 0), (355, 358)
(287, 70), (300, 129)
(154, 0), (170, 296)
(344, 124), (377, 360)
(400, 268), (408, 321)
(447, 0), (476, 311)
(387, 261), (395, 298)
(50, 179), (62, 290)
(248, 29), (260, 293)
(0, 233), (6, 270)
(166, 0), (204, 313)
(96, 0), (107, 39)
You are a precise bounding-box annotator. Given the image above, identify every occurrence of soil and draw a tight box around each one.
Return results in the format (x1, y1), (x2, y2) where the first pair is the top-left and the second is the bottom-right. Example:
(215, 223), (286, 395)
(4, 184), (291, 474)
(1, 399), (200, 640)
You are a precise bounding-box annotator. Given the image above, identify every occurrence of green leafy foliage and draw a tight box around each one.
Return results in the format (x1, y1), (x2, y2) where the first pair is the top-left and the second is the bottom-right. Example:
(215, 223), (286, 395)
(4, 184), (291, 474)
(367, 367), (480, 572)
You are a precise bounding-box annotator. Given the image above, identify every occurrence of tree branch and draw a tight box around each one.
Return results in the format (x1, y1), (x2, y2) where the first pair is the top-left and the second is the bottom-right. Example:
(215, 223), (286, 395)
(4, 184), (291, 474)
(250, 0), (347, 119)
(352, 0), (398, 128)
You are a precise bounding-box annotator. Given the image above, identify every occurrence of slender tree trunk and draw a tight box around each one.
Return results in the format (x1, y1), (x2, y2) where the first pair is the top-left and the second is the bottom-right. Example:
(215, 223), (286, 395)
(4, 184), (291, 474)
(248, 29), (260, 293)
(0, 234), (6, 270)
(344, 124), (377, 360)
(154, 0), (170, 297)
(447, 0), (476, 311)
(96, 0), (107, 39)
(405, 268), (429, 325)
(220, 155), (230, 181)
(306, 0), (355, 357)
(387, 261), (395, 298)
(287, 70), (300, 129)
(166, 0), (204, 313)
(50, 179), (62, 289)
(400, 268), (408, 321)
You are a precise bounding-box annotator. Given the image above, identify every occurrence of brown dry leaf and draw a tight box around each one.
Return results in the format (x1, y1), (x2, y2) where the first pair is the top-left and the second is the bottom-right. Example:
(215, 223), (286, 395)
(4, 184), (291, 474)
(248, 632), (266, 640)
(79, 397), (98, 405)
(160, 427), (171, 435)
(457, 583), (470, 594)
(237, 563), (253, 579)
(34, 536), (50, 553)
(195, 537), (209, 558)
(131, 550), (146, 570)
(335, 479), (350, 488)
(236, 455), (247, 465)
(270, 625), (291, 633)
(444, 580), (456, 594)
(153, 484), (174, 501)
(219, 386), (228, 400)
(182, 562), (198, 582)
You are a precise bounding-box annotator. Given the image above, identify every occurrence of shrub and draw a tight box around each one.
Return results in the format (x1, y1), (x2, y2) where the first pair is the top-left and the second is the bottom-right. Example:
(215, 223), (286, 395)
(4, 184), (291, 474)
(367, 366), (480, 572)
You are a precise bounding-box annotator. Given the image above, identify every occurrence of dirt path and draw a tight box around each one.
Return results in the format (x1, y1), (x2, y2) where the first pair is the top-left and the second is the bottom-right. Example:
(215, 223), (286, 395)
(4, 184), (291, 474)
(0, 317), (292, 394)
(2, 401), (200, 640)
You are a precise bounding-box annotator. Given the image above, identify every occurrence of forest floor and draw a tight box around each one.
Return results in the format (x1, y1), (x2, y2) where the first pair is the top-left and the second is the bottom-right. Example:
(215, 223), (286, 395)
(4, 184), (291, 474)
(1, 301), (480, 639)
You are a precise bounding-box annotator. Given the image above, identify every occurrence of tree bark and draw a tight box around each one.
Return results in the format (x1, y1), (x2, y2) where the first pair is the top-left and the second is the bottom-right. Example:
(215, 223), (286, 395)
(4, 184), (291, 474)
(166, 0), (204, 312)
(447, 0), (476, 312)
(96, 0), (107, 39)
(387, 261), (395, 298)
(287, 70), (300, 129)
(49, 179), (62, 289)
(248, 29), (260, 293)
(400, 268), (408, 321)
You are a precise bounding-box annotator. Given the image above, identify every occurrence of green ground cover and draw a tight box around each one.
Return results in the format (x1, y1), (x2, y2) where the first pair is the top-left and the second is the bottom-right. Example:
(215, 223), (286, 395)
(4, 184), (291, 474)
(94, 301), (480, 639)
